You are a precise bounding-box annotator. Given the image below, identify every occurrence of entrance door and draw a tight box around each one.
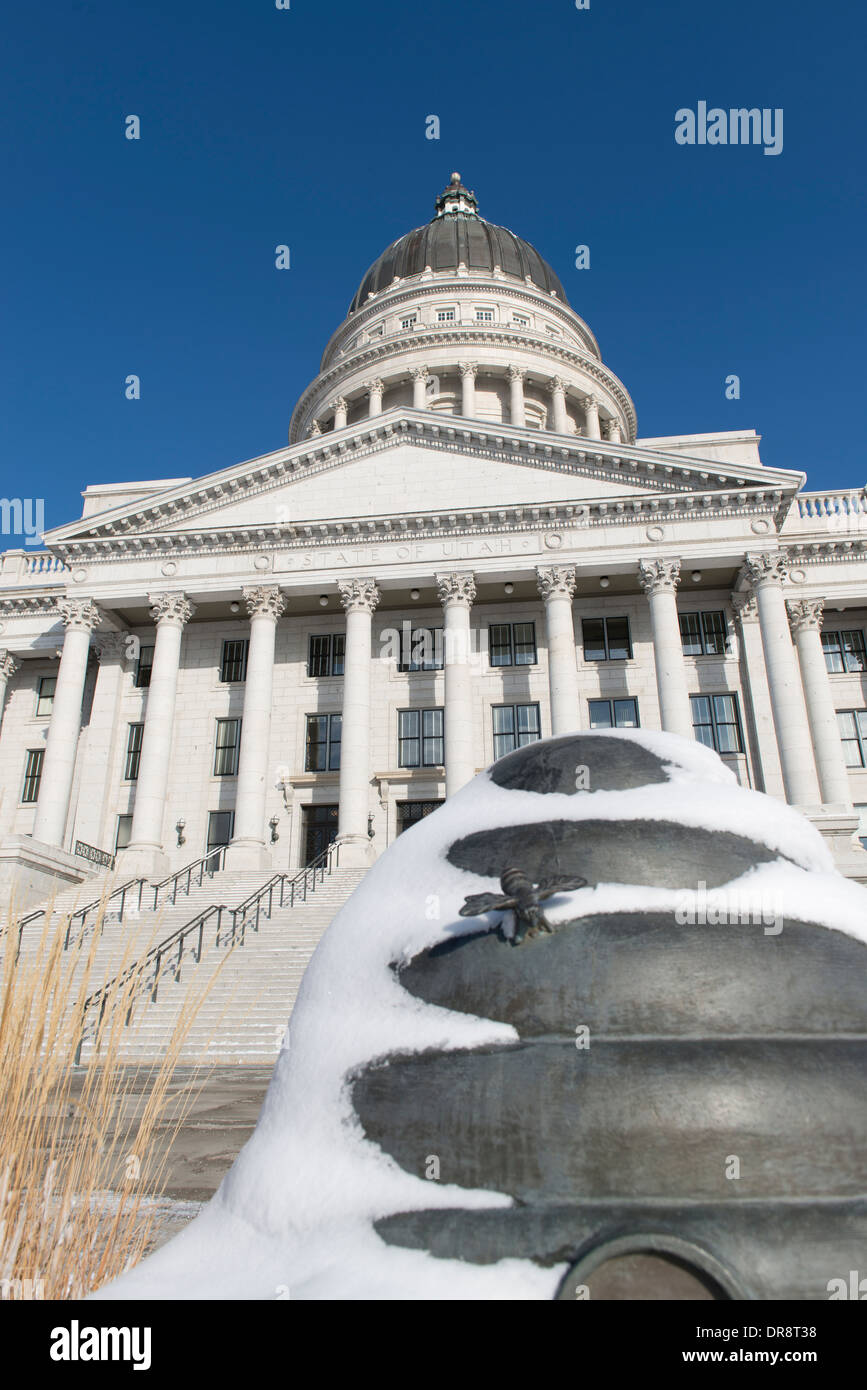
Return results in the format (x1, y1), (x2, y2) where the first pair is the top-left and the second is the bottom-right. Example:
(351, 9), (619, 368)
(302, 804), (338, 865)
(206, 810), (234, 856)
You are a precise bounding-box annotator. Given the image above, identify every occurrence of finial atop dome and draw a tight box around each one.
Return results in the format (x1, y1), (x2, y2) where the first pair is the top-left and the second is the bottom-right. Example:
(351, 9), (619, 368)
(434, 172), (479, 218)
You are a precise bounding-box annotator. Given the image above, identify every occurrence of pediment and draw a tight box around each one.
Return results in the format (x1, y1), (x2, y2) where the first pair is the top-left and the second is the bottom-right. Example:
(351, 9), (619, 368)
(43, 409), (804, 550)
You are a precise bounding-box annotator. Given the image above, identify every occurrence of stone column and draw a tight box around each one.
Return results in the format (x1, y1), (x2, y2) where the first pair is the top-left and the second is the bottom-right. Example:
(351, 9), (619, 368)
(638, 558), (694, 740)
(459, 362), (477, 418)
(537, 566), (579, 735)
(120, 593), (196, 874)
(507, 365), (526, 427)
(336, 578), (379, 866)
(549, 377), (568, 435)
(0, 649), (19, 726)
(33, 598), (102, 848)
(437, 572), (477, 795)
(787, 598), (852, 808)
(742, 553), (820, 806)
(367, 379), (384, 418)
(72, 633), (129, 854)
(411, 365), (429, 409)
(226, 586), (286, 869)
(605, 417), (622, 443)
(583, 393), (601, 440)
(332, 396), (348, 430)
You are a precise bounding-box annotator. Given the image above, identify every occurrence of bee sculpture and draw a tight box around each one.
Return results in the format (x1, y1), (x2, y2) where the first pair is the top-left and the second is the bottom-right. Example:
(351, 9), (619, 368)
(460, 865), (588, 944)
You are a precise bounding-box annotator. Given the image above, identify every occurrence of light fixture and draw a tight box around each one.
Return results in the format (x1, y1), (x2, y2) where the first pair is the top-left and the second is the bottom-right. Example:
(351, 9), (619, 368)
(410, 588), (420, 600)
(319, 595), (329, 607)
(504, 582), (514, 595)
(691, 570), (702, 583)
(176, 817), (186, 847)
(367, 814), (375, 839)
(599, 576), (610, 589)
(269, 814), (280, 844)
(229, 601), (240, 614)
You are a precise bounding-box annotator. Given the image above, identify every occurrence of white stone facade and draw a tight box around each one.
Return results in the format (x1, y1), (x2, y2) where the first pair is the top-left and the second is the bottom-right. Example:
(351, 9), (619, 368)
(2, 175), (867, 892)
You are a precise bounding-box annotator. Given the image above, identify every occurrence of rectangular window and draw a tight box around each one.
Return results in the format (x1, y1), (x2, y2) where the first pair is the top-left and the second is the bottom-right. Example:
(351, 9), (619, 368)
(489, 622), (537, 668)
(436, 308), (455, 323)
(475, 308), (494, 322)
(220, 639), (249, 683)
(214, 718), (241, 776)
(823, 630), (867, 674)
(207, 810), (234, 854)
(588, 698), (640, 729)
(115, 814), (133, 853)
(21, 749), (44, 803)
(398, 708), (444, 768)
(837, 709), (867, 767)
(135, 645), (154, 689)
(398, 627), (443, 672)
(546, 325), (561, 337)
(690, 694), (744, 755)
(512, 314), (530, 328)
(680, 611), (729, 657)
(307, 633), (345, 678)
(124, 722), (144, 781)
(396, 801), (444, 834)
(35, 675), (56, 717)
(400, 314), (417, 330)
(582, 616), (632, 661)
(492, 703), (541, 760)
(305, 713), (342, 771)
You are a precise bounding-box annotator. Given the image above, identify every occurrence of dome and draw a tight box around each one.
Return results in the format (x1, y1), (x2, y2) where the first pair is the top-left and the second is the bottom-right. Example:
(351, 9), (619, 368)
(348, 173), (570, 314)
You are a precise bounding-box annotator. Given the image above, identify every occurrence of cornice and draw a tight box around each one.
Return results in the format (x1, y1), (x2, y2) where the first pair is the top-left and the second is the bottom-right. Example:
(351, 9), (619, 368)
(293, 327), (637, 444)
(0, 593), (61, 617)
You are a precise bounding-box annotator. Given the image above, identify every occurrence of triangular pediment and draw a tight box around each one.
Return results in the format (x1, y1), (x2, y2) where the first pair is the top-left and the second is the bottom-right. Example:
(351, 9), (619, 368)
(43, 408), (804, 551)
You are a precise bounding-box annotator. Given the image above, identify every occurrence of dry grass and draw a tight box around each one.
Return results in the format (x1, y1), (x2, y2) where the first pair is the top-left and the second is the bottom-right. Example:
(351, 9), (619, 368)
(0, 890), (220, 1300)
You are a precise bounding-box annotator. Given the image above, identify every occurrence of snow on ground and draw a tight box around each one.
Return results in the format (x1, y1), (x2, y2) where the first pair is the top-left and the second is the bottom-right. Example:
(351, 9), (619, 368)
(93, 731), (867, 1300)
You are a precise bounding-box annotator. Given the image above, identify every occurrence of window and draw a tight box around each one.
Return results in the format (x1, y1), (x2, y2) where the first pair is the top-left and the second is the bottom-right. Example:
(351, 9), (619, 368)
(398, 708), (444, 767)
(220, 639), (248, 683)
(400, 314), (417, 330)
(837, 710), (867, 767)
(475, 308), (494, 322)
(21, 749), (44, 803)
(489, 622), (537, 668)
(436, 308), (455, 323)
(135, 645), (154, 689)
(115, 814), (133, 852)
(308, 634), (345, 678)
(690, 694), (744, 755)
(588, 698), (640, 729)
(368, 324), (383, 338)
(492, 703), (541, 759)
(35, 676), (56, 717)
(305, 713), (342, 771)
(124, 723), (144, 780)
(582, 616), (632, 661)
(680, 611), (729, 657)
(207, 811), (234, 854)
(398, 627), (443, 672)
(214, 718), (241, 776)
(512, 313), (530, 328)
(822, 630), (867, 674)
(397, 801), (444, 834)
(546, 324), (561, 337)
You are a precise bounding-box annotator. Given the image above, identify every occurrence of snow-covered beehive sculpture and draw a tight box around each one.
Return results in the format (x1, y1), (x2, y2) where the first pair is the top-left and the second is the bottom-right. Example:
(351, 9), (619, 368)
(100, 731), (867, 1301)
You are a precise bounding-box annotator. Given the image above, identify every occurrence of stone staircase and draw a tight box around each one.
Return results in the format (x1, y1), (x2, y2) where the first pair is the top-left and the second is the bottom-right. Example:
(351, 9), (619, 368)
(3, 859), (367, 1065)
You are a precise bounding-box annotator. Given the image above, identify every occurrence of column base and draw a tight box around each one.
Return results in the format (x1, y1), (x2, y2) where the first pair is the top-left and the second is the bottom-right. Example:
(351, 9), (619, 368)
(334, 834), (376, 868)
(116, 843), (172, 881)
(0, 834), (94, 912)
(224, 839), (274, 872)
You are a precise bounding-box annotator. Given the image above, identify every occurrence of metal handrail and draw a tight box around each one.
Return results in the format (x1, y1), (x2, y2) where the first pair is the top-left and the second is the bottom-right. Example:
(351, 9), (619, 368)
(75, 840), (341, 1056)
(151, 846), (226, 909)
(4, 877), (146, 956)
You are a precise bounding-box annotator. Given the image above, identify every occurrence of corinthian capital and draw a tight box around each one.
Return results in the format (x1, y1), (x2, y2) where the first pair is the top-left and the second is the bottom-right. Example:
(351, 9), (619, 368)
(458, 361), (478, 380)
(58, 598), (102, 633)
(92, 632), (127, 663)
(549, 376), (566, 395)
(338, 578), (380, 614)
(149, 592), (196, 627)
(742, 551), (788, 588)
(506, 364), (526, 383)
(536, 565), (577, 601)
(366, 378), (384, 399)
(0, 649), (19, 681)
(637, 557), (681, 597)
(411, 364), (430, 382)
(786, 597), (825, 634)
(243, 585), (286, 621)
(731, 591), (757, 623)
(436, 572), (476, 608)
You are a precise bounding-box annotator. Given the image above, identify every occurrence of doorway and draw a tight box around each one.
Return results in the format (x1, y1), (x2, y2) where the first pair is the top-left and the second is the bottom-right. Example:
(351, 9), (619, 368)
(302, 804), (338, 865)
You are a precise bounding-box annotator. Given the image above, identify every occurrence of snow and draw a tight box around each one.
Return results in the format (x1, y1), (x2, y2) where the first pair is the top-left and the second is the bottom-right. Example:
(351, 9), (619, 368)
(94, 730), (867, 1301)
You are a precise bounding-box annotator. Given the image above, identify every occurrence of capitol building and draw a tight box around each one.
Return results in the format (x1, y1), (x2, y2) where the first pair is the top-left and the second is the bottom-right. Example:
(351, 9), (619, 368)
(2, 172), (867, 905)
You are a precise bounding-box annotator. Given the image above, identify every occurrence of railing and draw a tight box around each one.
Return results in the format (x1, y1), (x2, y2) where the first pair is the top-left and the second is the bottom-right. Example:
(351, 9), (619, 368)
(74, 840), (116, 870)
(151, 846), (226, 909)
(796, 489), (867, 520)
(0, 549), (69, 583)
(4, 878), (145, 958)
(75, 842), (341, 1058)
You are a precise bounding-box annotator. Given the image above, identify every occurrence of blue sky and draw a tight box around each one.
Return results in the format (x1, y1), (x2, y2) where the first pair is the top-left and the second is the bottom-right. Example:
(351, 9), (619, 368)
(1, 0), (864, 537)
